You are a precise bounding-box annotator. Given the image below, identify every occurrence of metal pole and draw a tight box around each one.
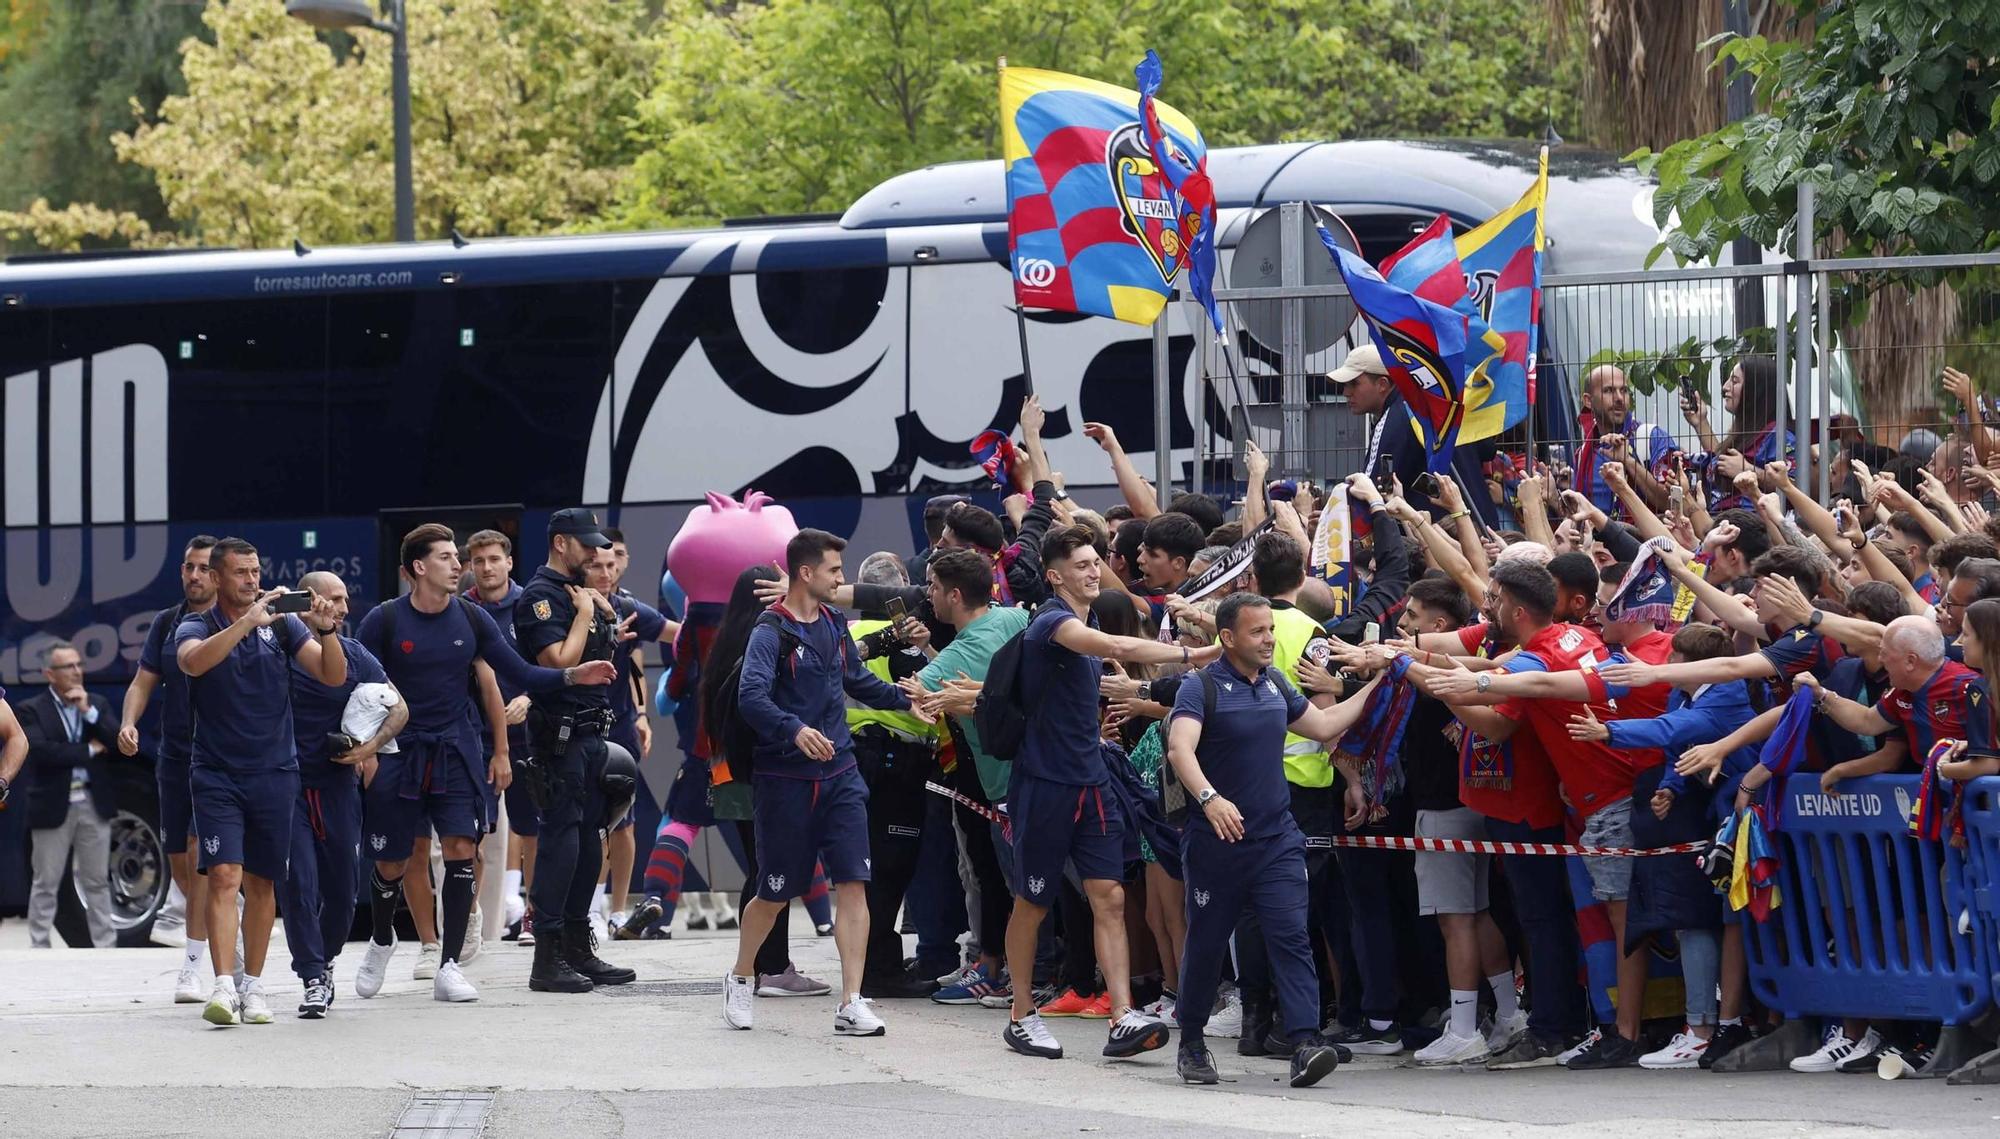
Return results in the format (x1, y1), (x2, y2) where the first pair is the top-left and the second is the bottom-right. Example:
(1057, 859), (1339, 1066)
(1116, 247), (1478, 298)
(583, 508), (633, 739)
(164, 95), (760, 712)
(1817, 267), (1832, 505)
(1723, 0), (1765, 332)
(1279, 202), (1306, 477)
(1793, 182), (1815, 476)
(1188, 298), (1207, 495)
(389, 0), (414, 243)
(1153, 309), (1172, 510)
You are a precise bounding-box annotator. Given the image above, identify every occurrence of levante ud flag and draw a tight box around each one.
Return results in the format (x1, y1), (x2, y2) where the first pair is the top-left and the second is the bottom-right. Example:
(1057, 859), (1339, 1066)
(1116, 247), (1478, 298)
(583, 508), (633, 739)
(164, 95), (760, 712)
(1002, 64), (1208, 326)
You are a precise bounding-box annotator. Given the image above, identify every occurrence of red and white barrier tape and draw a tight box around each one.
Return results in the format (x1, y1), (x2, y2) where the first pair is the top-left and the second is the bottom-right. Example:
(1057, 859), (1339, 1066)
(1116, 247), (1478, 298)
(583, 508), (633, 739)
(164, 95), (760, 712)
(923, 782), (1703, 858)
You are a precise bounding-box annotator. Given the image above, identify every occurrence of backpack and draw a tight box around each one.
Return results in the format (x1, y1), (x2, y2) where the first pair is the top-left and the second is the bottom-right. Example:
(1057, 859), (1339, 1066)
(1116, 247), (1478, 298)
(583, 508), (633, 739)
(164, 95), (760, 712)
(708, 610), (803, 782)
(370, 594), (487, 706)
(1157, 669), (1216, 826)
(974, 599), (1065, 761)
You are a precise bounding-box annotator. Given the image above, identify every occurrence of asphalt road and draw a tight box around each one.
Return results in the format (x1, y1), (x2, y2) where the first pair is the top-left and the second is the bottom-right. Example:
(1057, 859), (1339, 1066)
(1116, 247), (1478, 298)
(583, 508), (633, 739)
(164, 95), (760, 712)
(3, 912), (1998, 1138)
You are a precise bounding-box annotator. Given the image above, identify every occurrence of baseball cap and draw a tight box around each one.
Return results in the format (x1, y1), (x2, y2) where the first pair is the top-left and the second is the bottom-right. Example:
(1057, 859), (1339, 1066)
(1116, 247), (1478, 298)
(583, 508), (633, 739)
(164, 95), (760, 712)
(548, 507), (612, 549)
(1328, 343), (1386, 384)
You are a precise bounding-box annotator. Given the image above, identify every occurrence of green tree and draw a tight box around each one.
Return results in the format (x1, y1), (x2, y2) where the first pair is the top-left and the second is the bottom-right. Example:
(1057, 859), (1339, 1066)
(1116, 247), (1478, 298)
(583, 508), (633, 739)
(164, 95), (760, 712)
(617, 0), (1579, 227)
(0, 0), (208, 249)
(3, 0), (660, 250)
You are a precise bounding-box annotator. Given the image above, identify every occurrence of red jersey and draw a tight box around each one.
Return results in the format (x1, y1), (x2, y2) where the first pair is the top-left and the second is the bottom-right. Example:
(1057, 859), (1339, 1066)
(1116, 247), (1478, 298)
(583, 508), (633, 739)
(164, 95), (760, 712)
(1496, 622), (1652, 818)
(1449, 622), (1564, 829)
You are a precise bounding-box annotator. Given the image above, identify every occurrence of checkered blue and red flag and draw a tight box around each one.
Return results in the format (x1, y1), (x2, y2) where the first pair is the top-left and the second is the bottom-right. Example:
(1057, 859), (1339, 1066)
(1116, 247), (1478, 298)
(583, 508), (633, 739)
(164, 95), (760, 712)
(1001, 59), (1208, 326)
(1318, 222), (1472, 473)
(1134, 50), (1221, 334)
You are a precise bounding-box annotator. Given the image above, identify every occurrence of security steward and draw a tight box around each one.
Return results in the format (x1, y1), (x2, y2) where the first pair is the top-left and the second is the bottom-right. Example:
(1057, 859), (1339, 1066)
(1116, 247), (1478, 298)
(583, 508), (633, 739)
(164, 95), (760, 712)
(1164, 592), (1376, 1089)
(513, 508), (638, 993)
(1235, 530), (1343, 1056)
(848, 597), (943, 996)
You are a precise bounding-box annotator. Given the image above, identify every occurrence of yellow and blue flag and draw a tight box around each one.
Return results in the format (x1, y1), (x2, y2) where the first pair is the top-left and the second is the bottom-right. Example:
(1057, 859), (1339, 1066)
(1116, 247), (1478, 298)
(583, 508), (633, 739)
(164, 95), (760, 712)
(1001, 63), (1207, 326)
(1451, 149), (1547, 442)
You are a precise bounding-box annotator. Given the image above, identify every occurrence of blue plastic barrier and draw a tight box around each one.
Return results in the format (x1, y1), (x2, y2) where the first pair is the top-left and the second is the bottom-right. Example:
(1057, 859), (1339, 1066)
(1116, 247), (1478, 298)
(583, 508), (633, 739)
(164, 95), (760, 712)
(1739, 775), (1999, 1027)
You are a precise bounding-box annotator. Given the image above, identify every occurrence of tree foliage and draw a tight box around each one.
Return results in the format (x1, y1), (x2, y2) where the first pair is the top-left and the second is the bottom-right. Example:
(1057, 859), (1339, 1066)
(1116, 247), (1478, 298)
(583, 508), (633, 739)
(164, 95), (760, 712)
(616, 0), (1579, 226)
(1631, 0), (2000, 266)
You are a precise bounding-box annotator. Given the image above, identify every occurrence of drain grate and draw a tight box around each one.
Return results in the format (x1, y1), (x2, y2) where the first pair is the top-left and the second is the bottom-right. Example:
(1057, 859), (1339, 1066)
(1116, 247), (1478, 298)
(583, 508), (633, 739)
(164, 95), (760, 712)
(595, 979), (726, 998)
(390, 1090), (495, 1138)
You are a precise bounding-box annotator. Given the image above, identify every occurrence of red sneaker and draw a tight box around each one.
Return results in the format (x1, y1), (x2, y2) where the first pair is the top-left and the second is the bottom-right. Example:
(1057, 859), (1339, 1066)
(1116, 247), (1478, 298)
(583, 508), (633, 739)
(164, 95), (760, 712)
(1037, 988), (1095, 1017)
(1078, 992), (1113, 1020)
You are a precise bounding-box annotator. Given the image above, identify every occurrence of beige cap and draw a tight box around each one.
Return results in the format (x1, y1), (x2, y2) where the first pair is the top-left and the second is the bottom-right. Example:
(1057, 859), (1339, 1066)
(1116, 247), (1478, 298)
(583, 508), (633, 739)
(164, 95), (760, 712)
(1328, 343), (1386, 384)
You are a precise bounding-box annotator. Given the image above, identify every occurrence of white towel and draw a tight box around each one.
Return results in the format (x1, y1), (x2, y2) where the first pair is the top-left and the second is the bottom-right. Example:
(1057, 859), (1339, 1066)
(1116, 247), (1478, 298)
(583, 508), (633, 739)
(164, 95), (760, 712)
(341, 682), (402, 754)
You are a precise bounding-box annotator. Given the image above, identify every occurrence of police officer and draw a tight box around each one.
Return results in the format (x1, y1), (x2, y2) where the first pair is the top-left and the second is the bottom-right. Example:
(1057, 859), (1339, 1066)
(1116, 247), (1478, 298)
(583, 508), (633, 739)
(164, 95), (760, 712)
(1163, 592), (1377, 1088)
(514, 508), (637, 993)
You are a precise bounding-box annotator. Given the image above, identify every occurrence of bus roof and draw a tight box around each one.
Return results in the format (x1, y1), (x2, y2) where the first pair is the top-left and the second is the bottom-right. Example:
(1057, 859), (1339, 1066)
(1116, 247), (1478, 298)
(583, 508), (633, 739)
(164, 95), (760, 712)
(0, 139), (1655, 307)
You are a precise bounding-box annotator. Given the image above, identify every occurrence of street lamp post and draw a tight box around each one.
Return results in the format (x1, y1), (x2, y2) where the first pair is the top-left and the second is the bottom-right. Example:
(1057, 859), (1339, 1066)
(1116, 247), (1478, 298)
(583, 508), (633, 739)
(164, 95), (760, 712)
(285, 0), (414, 243)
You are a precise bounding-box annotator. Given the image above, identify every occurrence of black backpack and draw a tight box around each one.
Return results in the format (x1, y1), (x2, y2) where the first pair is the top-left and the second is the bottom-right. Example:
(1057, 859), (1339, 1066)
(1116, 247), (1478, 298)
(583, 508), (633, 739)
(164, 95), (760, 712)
(709, 611), (803, 780)
(974, 600), (1066, 761)
(1156, 669), (1216, 826)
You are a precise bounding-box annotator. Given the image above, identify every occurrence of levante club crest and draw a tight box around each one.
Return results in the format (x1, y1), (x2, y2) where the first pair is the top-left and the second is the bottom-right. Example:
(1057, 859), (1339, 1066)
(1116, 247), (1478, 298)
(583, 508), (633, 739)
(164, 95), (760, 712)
(1106, 122), (1193, 286)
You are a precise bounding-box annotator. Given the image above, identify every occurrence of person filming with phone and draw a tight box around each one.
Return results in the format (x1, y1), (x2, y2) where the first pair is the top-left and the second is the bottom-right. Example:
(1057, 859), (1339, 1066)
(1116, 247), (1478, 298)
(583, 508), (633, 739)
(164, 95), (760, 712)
(174, 537), (346, 1026)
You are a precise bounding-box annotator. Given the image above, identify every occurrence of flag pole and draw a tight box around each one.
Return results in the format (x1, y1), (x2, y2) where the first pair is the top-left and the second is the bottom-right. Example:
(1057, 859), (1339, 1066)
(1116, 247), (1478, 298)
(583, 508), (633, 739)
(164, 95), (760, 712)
(1526, 145), (1547, 467)
(999, 55), (1036, 398)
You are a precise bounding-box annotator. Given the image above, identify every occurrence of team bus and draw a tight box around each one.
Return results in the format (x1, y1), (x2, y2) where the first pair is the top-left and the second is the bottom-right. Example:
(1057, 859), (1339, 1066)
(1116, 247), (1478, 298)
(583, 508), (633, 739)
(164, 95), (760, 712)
(0, 138), (1670, 942)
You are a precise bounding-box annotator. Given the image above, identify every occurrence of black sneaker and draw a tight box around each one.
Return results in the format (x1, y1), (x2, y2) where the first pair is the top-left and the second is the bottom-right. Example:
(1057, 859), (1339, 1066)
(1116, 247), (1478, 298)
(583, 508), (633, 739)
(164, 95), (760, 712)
(1699, 1023), (1752, 1070)
(1178, 1043), (1220, 1084)
(1834, 1033), (1889, 1073)
(616, 896), (664, 941)
(1566, 1032), (1642, 1070)
(1487, 1031), (1572, 1070)
(1103, 1010), (1170, 1058)
(298, 975), (332, 1019)
(1262, 1028), (1298, 1058)
(1327, 1022), (1404, 1056)
(1289, 1040), (1341, 1088)
(860, 971), (939, 1000)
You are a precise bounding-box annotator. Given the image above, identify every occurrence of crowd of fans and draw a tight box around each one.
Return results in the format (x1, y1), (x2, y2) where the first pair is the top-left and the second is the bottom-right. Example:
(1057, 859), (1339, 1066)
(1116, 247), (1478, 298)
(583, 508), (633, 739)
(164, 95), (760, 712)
(653, 359), (2000, 1078)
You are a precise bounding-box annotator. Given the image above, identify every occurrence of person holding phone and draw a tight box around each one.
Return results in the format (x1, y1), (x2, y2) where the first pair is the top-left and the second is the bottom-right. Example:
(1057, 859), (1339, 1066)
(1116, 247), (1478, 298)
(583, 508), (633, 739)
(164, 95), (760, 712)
(174, 537), (346, 1027)
(1328, 343), (1497, 525)
(1575, 365), (1678, 521)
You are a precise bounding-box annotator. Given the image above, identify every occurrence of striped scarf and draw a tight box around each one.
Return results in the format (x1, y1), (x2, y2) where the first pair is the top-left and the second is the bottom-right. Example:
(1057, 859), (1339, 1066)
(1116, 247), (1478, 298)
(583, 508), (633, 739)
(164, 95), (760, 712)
(1336, 656), (1418, 813)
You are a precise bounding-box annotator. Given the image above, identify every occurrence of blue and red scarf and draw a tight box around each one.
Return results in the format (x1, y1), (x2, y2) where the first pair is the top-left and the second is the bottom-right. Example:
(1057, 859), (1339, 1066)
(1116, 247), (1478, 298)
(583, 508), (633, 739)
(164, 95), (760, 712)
(1335, 656), (1418, 814)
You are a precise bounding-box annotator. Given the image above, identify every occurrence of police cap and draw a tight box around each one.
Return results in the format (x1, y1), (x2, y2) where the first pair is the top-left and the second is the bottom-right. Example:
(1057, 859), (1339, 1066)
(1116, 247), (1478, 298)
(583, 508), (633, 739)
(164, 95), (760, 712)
(549, 507), (612, 549)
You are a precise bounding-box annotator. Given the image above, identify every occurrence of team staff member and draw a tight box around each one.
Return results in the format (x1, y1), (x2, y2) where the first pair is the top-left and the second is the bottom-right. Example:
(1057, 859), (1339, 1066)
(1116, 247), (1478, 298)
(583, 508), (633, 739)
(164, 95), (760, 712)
(514, 508), (639, 994)
(121, 534), (218, 998)
(1001, 525), (1221, 1064)
(467, 529), (540, 942)
(282, 572), (406, 1019)
(720, 529), (930, 1037)
(1167, 593), (1370, 1087)
(175, 537), (346, 1027)
(17, 642), (127, 950)
(355, 523), (612, 1004)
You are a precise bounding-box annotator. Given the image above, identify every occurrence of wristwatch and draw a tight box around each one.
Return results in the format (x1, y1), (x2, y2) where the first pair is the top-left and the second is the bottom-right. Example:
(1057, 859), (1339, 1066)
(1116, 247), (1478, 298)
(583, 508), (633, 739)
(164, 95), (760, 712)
(1196, 788), (1219, 806)
(1475, 672), (1492, 693)
(1807, 609), (1825, 630)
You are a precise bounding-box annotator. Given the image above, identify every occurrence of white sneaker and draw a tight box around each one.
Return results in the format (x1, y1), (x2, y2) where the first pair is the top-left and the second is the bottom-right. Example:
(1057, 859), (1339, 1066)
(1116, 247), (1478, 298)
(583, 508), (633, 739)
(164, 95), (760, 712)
(355, 936), (397, 998)
(1485, 1009), (1530, 1053)
(1207, 990), (1243, 1038)
(723, 973), (755, 1030)
(1791, 1027), (1879, 1073)
(412, 943), (441, 981)
(151, 913), (188, 948)
(1416, 1027), (1491, 1066)
(835, 995), (887, 1037)
(173, 962), (205, 1004)
(1639, 1030), (1710, 1070)
(202, 979), (239, 1027)
(462, 907), (483, 964)
(504, 892), (526, 928)
(1557, 1027), (1602, 1065)
(588, 912), (609, 945)
(1141, 997), (1178, 1028)
(240, 986), (273, 1025)
(433, 960), (479, 1003)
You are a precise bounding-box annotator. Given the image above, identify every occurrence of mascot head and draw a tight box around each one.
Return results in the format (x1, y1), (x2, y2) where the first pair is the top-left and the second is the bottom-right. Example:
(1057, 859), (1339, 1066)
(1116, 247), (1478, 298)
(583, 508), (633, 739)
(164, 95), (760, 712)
(666, 490), (799, 606)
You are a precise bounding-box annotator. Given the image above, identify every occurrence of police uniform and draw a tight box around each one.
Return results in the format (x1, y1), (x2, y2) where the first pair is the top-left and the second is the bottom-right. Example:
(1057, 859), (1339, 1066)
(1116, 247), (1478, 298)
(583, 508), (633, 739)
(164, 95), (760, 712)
(846, 614), (941, 981)
(513, 511), (621, 948)
(1170, 658), (1321, 1049)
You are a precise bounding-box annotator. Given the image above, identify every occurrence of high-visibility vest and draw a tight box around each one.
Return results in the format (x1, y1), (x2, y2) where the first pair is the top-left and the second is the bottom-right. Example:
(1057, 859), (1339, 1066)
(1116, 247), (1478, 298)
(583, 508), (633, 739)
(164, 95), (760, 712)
(845, 618), (939, 742)
(1271, 605), (1334, 788)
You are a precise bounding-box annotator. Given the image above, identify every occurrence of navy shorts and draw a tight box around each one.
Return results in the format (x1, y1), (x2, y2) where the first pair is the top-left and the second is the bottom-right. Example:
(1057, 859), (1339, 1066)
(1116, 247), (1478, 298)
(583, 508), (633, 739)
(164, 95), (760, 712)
(157, 752), (195, 855)
(752, 766), (869, 901)
(1008, 772), (1125, 904)
(362, 745), (488, 861)
(191, 764), (298, 882)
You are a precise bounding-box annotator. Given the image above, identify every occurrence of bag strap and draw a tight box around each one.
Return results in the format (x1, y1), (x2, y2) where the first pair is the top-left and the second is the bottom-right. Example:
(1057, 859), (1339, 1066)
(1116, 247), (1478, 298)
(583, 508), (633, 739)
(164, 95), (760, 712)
(1199, 668), (1217, 723)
